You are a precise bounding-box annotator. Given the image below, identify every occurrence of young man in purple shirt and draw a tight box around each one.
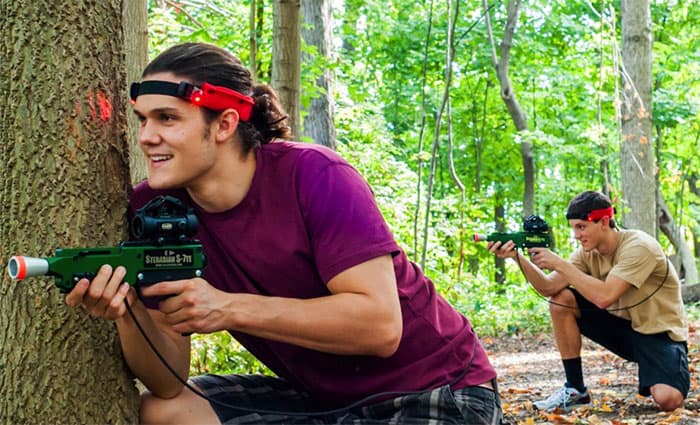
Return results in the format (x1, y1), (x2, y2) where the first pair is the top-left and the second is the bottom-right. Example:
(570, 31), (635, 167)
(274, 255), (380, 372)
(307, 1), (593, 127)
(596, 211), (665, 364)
(66, 42), (502, 424)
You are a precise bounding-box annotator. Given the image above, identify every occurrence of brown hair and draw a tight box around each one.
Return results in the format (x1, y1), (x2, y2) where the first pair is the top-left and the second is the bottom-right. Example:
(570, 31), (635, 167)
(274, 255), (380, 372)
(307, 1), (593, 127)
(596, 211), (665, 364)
(566, 191), (617, 228)
(142, 42), (292, 153)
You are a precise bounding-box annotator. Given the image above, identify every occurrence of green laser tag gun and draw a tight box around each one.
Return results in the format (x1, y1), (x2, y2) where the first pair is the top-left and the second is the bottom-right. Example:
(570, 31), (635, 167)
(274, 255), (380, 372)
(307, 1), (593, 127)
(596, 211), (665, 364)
(7, 196), (206, 302)
(472, 215), (552, 249)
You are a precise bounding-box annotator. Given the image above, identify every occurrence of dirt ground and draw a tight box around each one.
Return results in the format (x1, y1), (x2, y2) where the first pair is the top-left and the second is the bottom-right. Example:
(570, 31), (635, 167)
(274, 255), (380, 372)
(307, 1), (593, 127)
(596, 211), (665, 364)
(485, 322), (699, 425)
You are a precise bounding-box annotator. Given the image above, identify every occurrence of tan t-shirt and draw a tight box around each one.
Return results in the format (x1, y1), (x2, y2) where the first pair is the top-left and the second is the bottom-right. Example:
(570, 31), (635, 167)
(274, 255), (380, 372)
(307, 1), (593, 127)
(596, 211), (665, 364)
(569, 229), (688, 342)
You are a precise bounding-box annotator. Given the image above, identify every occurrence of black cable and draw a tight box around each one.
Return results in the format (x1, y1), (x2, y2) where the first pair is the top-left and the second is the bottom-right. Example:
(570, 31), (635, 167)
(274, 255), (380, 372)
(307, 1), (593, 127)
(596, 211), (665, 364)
(512, 250), (669, 312)
(124, 300), (477, 418)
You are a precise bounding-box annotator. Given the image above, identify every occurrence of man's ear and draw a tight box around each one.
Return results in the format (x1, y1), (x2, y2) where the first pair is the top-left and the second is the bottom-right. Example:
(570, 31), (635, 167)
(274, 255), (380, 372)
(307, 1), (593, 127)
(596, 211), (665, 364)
(214, 109), (240, 143)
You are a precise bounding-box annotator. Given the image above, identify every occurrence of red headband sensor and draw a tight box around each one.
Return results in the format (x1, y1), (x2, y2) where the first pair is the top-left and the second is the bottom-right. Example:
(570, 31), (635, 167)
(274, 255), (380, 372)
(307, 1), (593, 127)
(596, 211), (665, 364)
(585, 206), (615, 221)
(566, 206), (615, 222)
(130, 80), (254, 122)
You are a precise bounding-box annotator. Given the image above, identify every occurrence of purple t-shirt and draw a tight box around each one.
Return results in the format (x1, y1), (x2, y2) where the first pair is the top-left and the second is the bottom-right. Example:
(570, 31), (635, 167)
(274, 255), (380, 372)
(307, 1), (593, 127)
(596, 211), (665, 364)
(130, 140), (496, 406)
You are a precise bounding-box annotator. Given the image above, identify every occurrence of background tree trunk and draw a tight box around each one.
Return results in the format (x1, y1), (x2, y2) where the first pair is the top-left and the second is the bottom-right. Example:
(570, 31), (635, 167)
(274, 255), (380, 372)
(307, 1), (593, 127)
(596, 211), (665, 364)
(302, 0), (337, 149)
(249, 0), (258, 77)
(495, 204), (506, 285)
(689, 175), (700, 260)
(620, 0), (656, 235)
(654, 121), (699, 286)
(484, 0), (534, 218)
(273, 0), (302, 137)
(124, 0), (149, 184)
(658, 194), (699, 285)
(0, 2), (139, 423)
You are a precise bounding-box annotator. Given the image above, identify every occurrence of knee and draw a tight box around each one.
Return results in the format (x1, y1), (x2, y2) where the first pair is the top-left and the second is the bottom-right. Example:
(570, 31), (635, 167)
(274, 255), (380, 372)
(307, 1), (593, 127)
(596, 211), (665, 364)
(548, 290), (576, 317)
(651, 385), (684, 411)
(655, 395), (683, 412)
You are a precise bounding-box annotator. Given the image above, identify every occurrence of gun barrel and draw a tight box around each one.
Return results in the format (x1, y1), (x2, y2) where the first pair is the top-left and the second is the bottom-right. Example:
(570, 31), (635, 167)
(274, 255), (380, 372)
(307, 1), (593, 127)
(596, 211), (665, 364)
(7, 256), (50, 280)
(472, 233), (518, 244)
(472, 234), (489, 242)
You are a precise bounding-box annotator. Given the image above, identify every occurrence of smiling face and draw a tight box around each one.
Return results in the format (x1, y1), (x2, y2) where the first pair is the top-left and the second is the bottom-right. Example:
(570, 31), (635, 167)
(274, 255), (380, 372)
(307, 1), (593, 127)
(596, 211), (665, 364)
(131, 73), (219, 190)
(569, 217), (610, 252)
(570, 219), (595, 251)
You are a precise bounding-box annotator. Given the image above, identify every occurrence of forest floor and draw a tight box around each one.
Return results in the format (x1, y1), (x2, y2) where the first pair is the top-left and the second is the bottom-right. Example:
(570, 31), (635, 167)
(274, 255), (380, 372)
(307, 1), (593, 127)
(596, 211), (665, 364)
(486, 321), (699, 425)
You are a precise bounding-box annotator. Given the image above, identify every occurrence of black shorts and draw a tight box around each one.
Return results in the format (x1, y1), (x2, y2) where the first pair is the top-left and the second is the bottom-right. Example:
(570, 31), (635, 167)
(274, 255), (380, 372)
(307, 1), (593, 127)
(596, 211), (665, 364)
(572, 289), (689, 397)
(190, 373), (503, 424)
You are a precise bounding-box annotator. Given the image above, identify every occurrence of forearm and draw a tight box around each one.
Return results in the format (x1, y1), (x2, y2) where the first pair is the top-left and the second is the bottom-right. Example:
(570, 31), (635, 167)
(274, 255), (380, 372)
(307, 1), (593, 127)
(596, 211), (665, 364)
(513, 251), (568, 296)
(116, 299), (190, 398)
(519, 250), (621, 308)
(553, 262), (613, 308)
(226, 291), (401, 357)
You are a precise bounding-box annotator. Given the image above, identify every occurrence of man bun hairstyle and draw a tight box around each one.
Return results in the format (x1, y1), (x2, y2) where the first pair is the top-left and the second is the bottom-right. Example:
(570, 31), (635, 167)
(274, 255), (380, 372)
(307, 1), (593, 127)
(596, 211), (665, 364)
(246, 84), (291, 143)
(141, 42), (292, 153)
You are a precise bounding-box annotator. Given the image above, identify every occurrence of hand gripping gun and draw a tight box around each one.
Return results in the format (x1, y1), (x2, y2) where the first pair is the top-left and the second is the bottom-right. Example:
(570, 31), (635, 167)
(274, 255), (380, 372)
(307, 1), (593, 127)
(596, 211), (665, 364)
(472, 215), (552, 249)
(7, 196), (206, 299)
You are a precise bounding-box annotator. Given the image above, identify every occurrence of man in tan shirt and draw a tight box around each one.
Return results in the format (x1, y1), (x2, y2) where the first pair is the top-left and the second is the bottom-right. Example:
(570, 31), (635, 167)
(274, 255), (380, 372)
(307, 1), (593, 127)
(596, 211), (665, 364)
(490, 191), (689, 412)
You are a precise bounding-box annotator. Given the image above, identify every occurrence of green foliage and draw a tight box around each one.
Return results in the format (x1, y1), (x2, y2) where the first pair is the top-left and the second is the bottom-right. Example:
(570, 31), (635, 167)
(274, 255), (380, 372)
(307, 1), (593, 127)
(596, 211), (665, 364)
(148, 0), (270, 76)
(452, 272), (553, 336)
(190, 331), (271, 376)
(687, 302), (700, 323)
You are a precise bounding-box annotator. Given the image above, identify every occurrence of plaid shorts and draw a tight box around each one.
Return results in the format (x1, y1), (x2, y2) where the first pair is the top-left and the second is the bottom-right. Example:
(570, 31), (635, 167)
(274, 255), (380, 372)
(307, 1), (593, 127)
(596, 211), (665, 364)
(191, 373), (503, 424)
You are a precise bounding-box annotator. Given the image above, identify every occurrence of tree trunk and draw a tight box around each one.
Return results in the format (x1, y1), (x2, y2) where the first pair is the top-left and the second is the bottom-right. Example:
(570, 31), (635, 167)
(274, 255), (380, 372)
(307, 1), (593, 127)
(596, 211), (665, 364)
(620, 0), (656, 236)
(495, 204), (506, 285)
(249, 0), (258, 77)
(483, 0), (534, 218)
(682, 283), (700, 303)
(123, 0), (149, 184)
(654, 122), (698, 286)
(658, 194), (699, 285)
(273, 0), (302, 137)
(0, 2), (139, 423)
(689, 174), (700, 259)
(302, 0), (337, 149)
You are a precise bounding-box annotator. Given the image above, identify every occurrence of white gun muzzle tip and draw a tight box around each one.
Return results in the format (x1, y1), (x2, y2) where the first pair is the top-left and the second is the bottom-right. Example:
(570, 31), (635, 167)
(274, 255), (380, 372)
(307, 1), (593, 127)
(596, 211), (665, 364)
(8, 256), (25, 279)
(7, 256), (49, 280)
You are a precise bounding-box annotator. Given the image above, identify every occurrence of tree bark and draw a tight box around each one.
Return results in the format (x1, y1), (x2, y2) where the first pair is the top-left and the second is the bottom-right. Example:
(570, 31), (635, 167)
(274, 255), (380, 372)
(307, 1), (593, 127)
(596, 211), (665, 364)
(123, 0), (149, 184)
(483, 0), (534, 218)
(658, 194), (699, 285)
(495, 204), (506, 285)
(620, 0), (656, 236)
(0, 2), (139, 423)
(689, 174), (700, 258)
(302, 0), (337, 149)
(682, 283), (700, 303)
(249, 0), (258, 77)
(273, 0), (302, 137)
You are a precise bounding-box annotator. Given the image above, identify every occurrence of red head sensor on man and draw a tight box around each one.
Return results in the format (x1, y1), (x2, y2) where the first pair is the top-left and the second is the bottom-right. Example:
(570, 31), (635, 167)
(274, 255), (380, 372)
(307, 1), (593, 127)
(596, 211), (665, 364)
(130, 80), (254, 121)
